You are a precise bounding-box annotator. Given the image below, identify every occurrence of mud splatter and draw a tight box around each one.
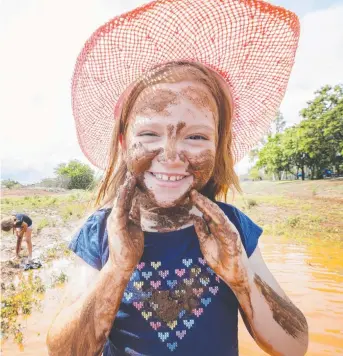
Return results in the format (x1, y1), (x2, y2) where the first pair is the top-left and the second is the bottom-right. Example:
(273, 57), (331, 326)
(146, 270), (204, 323)
(148, 290), (182, 323)
(176, 121), (186, 134)
(133, 89), (179, 117)
(133, 193), (194, 232)
(184, 150), (215, 190)
(254, 274), (308, 338)
(181, 86), (217, 118)
(126, 143), (162, 176)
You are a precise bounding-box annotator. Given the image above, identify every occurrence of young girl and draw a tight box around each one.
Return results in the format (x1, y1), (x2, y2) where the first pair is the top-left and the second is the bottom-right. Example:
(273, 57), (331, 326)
(47, 1), (308, 355)
(1, 213), (33, 262)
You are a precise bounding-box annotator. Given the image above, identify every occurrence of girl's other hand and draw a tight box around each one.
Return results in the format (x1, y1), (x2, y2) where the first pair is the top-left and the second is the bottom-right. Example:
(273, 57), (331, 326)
(190, 190), (249, 289)
(106, 173), (144, 274)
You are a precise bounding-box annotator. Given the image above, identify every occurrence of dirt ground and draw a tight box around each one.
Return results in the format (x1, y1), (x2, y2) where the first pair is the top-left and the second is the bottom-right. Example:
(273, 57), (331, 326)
(2, 188), (69, 197)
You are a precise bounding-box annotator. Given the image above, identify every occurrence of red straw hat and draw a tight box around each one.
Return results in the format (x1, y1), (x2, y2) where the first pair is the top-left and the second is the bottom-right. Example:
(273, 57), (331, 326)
(72, 0), (300, 169)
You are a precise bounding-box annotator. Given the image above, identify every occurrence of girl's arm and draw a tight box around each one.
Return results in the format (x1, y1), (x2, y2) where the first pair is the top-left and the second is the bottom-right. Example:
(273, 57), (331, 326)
(46, 257), (132, 356)
(47, 174), (144, 356)
(233, 246), (308, 356)
(15, 222), (27, 257)
(190, 190), (308, 356)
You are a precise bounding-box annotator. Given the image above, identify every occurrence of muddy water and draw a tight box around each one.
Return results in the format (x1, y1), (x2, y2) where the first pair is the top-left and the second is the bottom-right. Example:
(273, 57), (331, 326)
(2, 236), (343, 355)
(239, 236), (343, 355)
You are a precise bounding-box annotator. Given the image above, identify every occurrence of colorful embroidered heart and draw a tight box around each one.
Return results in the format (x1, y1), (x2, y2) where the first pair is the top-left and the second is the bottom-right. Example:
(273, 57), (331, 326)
(142, 311), (152, 320)
(201, 297), (212, 307)
(151, 261), (161, 270)
(191, 267), (201, 276)
(192, 288), (204, 297)
(133, 281), (144, 290)
(167, 280), (177, 288)
(215, 275), (220, 283)
(133, 301), (143, 311)
(183, 319), (194, 329)
(150, 321), (161, 330)
(175, 269), (185, 277)
(193, 308), (204, 317)
(142, 271), (152, 280)
(128, 258), (220, 352)
(200, 277), (210, 286)
(158, 270), (169, 279)
(182, 258), (193, 267)
(167, 342), (177, 351)
(176, 330), (186, 340)
(167, 320), (177, 330)
(183, 278), (194, 286)
(209, 286), (219, 295)
(124, 292), (133, 301)
(150, 280), (161, 289)
(198, 257), (206, 265)
(158, 332), (169, 342)
(137, 262), (145, 271)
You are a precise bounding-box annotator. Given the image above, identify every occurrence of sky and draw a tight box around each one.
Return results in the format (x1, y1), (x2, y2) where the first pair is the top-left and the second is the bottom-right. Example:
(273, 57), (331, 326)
(1, 0), (343, 184)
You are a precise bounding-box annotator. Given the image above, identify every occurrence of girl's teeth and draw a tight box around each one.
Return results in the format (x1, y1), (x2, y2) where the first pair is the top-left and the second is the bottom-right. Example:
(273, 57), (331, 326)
(153, 173), (184, 181)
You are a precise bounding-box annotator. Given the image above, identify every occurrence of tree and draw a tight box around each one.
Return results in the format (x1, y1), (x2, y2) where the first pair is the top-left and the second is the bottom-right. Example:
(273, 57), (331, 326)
(273, 111), (287, 134)
(1, 179), (21, 189)
(254, 84), (343, 180)
(54, 160), (95, 190)
(299, 84), (343, 177)
(248, 110), (286, 164)
(256, 134), (286, 180)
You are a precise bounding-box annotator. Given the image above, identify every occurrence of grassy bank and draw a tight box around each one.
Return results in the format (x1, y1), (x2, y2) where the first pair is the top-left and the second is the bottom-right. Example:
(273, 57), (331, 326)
(232, 179), (343, 244)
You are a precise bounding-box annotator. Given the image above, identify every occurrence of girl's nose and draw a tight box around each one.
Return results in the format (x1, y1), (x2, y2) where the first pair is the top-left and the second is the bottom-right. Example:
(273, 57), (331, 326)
(159, 139), (183, 164)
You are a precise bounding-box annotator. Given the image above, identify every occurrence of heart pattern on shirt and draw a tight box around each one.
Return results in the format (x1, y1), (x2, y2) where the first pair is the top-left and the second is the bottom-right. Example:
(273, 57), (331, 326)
(123, 257), (220, 352)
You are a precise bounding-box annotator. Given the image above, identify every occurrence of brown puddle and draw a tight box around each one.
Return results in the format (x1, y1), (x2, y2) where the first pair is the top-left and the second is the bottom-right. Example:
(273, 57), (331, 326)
(2, 236), (343, 355)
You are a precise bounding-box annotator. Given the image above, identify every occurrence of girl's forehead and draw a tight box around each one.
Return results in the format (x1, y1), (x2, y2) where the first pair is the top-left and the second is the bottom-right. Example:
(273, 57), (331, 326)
(130, 81), (218, 123)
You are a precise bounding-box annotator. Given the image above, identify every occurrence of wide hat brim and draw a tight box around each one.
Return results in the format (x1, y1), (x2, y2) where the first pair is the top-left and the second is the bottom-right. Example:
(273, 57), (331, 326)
(72, 0), (300, 169)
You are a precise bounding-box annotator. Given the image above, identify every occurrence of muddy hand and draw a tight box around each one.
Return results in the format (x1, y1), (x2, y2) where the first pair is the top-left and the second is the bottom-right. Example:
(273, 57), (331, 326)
(190, 190), (248, 287)
(107, 173), (144, 273)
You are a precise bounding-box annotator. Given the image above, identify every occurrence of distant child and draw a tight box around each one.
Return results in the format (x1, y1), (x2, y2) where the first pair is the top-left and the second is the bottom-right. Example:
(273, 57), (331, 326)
(1, 213), (33, 262)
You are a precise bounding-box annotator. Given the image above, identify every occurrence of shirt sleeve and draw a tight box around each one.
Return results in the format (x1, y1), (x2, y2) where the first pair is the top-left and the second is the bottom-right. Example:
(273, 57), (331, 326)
(69, 210), (108, 270)
(218, 202), (263, 258)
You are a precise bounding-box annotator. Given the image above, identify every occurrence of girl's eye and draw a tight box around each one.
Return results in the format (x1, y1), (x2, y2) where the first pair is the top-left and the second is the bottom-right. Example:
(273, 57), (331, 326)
(138, 132), (158, 137)
(187, 135), (208, 140)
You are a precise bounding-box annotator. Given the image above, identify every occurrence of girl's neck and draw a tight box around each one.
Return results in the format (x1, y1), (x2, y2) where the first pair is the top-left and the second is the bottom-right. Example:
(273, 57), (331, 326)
(130, 192), (200, 232)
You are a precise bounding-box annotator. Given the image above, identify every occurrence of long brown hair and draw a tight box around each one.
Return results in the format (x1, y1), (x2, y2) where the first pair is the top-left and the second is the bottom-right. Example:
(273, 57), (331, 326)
(95, 61), (241, 208)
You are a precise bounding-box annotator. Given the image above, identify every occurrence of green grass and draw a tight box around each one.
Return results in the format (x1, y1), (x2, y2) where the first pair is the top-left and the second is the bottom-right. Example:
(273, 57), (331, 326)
(36, 217), (50, 233)
(233, 180), (343, 244)
(59, 202), (89, 222)
(1, 190), (93, 216)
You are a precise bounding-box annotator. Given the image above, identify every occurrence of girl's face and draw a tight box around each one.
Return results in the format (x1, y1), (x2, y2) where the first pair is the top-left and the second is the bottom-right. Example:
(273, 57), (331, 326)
(124, 81), (218, 207)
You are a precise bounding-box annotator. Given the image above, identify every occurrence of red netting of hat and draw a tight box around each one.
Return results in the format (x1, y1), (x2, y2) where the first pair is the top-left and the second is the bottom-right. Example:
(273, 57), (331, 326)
(72, 0), (300, 169)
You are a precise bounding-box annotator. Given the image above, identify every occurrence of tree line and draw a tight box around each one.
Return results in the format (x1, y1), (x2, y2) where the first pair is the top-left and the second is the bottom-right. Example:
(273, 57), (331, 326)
(2, 160), (97, 190)
(250, 84), (343, 181)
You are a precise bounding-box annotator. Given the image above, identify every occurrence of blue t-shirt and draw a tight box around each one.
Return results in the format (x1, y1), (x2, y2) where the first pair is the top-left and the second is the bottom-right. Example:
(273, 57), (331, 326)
(15, 213), (32, 228)
(69, 202), (262, 356)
